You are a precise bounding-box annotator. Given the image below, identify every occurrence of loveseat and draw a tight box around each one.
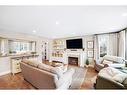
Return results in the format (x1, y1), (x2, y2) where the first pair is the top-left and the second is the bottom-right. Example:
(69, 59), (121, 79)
(20, 59), (75, 89)
(94, 55), (125, 72)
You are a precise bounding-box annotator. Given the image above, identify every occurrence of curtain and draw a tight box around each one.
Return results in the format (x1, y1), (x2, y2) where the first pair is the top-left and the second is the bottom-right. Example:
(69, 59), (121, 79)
(94, 33), (119, 60)
(125, 29), (127, 60)
(94, 35), (99, 60)
(118, 30), (126, 59)
(107, 33), (118, 56)
(0, 39), (1, 54)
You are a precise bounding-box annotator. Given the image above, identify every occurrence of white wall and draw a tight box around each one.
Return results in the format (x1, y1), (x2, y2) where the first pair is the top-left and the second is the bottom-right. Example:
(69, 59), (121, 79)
(51, 35), (94, 66)
(0, 31), (52, 76)
(53, 35), (94, 51)
(0, 57), (10, 75)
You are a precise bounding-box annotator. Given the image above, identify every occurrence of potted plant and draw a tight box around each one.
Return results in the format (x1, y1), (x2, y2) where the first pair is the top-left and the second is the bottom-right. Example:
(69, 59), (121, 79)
(85, 59), (89, 68)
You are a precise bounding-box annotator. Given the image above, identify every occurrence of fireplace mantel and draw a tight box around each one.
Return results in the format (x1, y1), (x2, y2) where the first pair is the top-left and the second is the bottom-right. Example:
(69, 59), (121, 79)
(64, 51), (87, 67)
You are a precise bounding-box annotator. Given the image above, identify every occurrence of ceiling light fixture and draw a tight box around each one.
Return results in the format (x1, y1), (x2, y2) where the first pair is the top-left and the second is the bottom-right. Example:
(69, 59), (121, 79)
(122, 13), (127, 16)
(56, 21), (59, 25)
(33, 30), (36, 33)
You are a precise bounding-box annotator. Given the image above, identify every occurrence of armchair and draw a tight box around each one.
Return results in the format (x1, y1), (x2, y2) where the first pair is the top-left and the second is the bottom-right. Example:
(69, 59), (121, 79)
(95, 67), (127, 89)
(94, 55), (125, 72)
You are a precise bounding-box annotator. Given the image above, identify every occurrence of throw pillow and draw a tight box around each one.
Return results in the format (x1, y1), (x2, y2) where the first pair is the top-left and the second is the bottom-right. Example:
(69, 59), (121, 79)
(38, 63), (53, 72)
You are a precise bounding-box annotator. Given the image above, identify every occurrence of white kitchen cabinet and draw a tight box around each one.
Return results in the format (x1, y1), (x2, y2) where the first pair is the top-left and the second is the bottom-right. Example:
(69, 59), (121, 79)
(11, 58), (22, 75)
(11, 55), (39, 75)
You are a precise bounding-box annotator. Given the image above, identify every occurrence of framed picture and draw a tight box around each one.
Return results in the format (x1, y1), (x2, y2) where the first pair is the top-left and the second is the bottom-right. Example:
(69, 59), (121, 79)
(87, 41), (94, 49)
(87, 50), (94, 58)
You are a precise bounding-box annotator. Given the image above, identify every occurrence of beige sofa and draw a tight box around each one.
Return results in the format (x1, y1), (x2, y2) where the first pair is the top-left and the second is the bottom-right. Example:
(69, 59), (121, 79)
(95, 67), (127, 89)
(94, 55), (125, 72)
(20, 59), (75, 89)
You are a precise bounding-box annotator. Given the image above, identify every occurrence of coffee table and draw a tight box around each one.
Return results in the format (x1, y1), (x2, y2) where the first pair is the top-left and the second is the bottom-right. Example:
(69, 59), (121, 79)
(51, 62), (68, 72)
(51, 62), (63, 67)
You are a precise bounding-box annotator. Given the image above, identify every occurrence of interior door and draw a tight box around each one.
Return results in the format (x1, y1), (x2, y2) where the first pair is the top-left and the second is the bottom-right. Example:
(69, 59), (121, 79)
(41, 41), (48, 61)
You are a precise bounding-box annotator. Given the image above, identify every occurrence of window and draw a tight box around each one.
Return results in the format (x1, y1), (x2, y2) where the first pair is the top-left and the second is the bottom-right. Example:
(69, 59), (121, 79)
(8, 40), (36, 54)
(97, 33), (119, 58)
(98, 35), (108, 57)
(0, 38), (8, 56)
(125, 29), (127, 60)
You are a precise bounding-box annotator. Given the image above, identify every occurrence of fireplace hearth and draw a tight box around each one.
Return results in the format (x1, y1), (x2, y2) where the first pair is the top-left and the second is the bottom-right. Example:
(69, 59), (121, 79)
(68, 57), (78, 66)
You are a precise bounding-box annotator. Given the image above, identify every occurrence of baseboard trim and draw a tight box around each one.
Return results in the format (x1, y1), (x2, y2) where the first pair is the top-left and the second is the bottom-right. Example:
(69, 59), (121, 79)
(0, 70), (11, 76)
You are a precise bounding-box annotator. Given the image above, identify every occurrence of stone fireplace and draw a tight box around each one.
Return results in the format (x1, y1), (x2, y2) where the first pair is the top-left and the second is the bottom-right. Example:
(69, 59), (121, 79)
(68, 57), (78, 66)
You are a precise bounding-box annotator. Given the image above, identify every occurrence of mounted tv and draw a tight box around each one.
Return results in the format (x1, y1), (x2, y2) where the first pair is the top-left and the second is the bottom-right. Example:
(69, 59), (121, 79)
(66, 38), (83, 49)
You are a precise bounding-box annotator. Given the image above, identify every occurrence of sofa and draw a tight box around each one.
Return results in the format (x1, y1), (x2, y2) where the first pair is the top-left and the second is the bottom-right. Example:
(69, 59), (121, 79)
(94, 55), (125, 72)
(95, 67), (127, 89)
(20, 59), (75, 89)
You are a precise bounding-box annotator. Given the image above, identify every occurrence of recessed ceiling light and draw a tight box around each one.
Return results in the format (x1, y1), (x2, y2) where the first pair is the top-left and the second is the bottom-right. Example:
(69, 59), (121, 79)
(122, 13), (127, 16)
(33, 30), (36, 33)
(72, 32), (76, 35)
(109, 27), (116, 30)
(56, 21), (59, 25)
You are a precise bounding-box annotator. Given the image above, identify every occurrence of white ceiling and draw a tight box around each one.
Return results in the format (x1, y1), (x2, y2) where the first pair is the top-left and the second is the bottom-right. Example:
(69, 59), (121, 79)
(0, 6), (127, 39)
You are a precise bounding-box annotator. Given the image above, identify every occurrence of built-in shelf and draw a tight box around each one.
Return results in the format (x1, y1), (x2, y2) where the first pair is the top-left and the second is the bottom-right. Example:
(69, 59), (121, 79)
(52, 39), (65, 63)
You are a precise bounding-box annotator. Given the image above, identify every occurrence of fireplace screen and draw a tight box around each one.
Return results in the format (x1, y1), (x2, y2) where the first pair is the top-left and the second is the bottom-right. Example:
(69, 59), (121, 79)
(68, 57), (78, 66)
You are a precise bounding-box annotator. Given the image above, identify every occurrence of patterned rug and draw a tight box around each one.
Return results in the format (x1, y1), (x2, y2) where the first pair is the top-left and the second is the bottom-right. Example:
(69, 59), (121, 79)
(68, 65), (87, 89)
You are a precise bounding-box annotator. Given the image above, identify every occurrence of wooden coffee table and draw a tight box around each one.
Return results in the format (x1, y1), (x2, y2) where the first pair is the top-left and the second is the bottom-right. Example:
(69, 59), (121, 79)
(51, 62), (68, 72)
(51, 62), (63, 67)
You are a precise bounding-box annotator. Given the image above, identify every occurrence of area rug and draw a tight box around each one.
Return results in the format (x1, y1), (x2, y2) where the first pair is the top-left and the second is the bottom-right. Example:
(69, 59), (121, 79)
(68, 65), (87, 89)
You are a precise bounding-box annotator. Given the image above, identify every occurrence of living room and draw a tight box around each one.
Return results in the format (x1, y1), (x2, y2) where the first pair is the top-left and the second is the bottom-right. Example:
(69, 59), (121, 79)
(0, 1), (127, 94)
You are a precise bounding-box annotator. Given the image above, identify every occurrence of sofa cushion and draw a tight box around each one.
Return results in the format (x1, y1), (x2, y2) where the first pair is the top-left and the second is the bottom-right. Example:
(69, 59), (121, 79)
(22, 59), (40, 67)
(38, 63), (64, 78)
(99, 67), (122, 79)
(38, 63), (54, 72)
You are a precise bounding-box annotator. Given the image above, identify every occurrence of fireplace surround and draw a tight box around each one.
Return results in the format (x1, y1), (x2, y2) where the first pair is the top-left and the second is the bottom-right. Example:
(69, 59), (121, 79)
(65, 51), (87, 67)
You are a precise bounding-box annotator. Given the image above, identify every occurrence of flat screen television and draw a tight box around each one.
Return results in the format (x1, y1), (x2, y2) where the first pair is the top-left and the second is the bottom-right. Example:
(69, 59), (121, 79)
(66, 38), (83, 49)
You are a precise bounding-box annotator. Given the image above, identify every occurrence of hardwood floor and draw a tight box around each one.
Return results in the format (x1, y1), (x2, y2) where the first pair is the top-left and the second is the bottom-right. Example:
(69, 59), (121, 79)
(80, 67), (98, 89)
(0, 66), (98, 89)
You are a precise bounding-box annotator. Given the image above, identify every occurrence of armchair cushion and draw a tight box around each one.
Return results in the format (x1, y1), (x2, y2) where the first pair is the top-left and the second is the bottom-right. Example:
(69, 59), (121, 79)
(113, 73), (127, 83)
(106, 63), (125, 68)
(123, 78), (127, 88)
(103, 55), (124, 64)
(102, 60), (113, 65)
(99, 67), (127, 83)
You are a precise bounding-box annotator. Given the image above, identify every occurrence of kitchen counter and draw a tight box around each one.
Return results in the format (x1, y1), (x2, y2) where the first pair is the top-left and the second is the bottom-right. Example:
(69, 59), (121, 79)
(10, 54), (39, 59)
(0, 54), (39, 59)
